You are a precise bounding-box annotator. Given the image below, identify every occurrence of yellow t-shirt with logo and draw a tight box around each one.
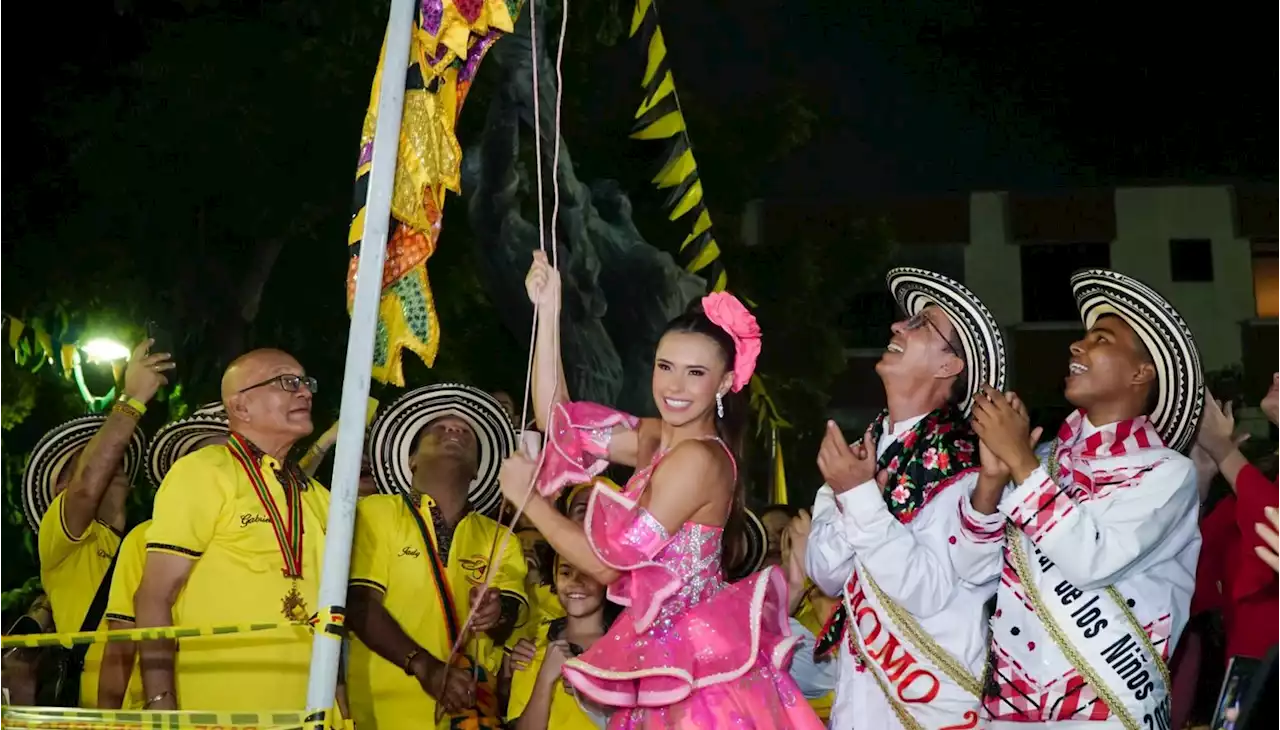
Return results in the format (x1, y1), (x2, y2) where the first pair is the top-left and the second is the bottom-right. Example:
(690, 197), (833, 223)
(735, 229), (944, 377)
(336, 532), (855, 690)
(506, 620), (599, 730)
(146, 445), (329, 712)
(100, 519), (150, 709)
(346, 493), (527, 730)
(38, 491), (122, 707)
(526, 582), (563, 635)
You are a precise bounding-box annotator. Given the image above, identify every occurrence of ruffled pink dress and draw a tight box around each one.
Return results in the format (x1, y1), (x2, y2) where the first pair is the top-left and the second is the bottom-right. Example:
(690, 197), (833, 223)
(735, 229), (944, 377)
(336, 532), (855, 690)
(537, 402), (825, 729)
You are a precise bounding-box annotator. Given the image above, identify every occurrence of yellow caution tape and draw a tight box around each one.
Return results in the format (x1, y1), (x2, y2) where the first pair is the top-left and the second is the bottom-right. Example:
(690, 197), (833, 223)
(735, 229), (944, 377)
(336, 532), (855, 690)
(0, 605), (347, 650)
(1, 622), (298, 650)
(0, 706), (330, 730)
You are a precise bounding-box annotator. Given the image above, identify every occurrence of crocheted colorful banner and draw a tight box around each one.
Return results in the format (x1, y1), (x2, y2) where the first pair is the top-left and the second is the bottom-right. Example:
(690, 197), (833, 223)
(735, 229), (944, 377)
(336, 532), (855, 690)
(347, 1), (524, 386)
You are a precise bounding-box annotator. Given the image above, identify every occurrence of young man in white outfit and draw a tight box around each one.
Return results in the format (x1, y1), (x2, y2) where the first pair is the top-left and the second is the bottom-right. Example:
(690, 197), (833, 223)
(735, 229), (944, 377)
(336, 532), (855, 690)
(806, 268), (1007, 730)
(953, 269), (1204, 730)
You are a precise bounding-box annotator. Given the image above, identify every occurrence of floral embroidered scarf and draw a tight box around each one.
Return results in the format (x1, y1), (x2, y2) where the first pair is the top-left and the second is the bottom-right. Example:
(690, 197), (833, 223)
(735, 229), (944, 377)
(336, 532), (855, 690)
(814, 405), (978, 660)
(870, 405), (979, 524)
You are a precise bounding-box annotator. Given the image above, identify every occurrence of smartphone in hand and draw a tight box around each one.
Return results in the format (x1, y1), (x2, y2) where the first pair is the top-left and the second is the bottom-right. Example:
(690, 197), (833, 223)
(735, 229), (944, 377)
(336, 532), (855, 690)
(145, 320), (177, 376)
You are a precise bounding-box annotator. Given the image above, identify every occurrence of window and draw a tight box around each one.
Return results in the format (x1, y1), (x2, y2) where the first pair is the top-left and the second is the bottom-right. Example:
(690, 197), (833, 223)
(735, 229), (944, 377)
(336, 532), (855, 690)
(1169, 238), (1214, 282)
(1253, 240), (1278, 319)
(1019, 242), (1111, 322)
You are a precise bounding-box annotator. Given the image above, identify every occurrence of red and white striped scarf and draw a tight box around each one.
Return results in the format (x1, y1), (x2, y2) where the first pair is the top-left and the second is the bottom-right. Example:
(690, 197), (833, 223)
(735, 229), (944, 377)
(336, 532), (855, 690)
(1051, 409), (1166, 499)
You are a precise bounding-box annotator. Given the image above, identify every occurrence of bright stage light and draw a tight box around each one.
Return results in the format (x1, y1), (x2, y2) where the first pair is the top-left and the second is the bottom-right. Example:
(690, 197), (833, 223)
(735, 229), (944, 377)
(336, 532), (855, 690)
(80, 337), (131, 363)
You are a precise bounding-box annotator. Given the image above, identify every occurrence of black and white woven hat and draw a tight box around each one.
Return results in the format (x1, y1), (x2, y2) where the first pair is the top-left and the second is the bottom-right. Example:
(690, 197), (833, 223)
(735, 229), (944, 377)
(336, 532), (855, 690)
(886, 267), (1008, 414)
(727, 509), (768, 582)
(367, 384), (516, 516)
(147, 402), (230, 487)
(1071, 269), (1205, 453)
(22, 415), (146, 532)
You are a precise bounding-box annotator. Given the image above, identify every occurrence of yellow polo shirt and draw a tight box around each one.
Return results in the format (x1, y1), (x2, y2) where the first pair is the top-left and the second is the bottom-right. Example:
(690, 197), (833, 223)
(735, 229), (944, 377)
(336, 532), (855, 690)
(38, 491), (121, 707)
(507, 620), (598, 729)
(347, 493), (527, 730)
(101, 519), (151, 709)
(146, 445), (329, 712)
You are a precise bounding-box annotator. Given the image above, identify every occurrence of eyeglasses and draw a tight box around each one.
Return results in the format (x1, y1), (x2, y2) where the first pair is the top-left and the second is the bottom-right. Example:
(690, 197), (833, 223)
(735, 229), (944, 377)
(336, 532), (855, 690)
(238, 374), (319, 394)
(904, 312), (958, 355)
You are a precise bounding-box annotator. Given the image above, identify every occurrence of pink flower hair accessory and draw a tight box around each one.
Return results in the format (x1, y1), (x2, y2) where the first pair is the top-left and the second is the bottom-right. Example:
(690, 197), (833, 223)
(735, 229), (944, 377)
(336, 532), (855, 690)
(701, 292), (761, 392)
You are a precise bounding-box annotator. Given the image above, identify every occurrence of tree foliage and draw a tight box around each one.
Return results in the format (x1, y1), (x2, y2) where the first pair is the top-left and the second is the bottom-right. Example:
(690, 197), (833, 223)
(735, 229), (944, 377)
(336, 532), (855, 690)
(2, 0), (862, 596)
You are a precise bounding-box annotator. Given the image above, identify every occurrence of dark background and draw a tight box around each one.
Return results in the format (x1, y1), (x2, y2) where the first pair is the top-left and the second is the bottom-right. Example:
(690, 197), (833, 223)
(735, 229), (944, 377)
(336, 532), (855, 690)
(2, 0), (1274, 594)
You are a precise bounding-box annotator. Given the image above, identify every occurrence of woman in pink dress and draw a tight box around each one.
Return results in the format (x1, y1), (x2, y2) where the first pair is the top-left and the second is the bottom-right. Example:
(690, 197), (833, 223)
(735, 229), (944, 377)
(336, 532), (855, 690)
(497, 251), (823, 729)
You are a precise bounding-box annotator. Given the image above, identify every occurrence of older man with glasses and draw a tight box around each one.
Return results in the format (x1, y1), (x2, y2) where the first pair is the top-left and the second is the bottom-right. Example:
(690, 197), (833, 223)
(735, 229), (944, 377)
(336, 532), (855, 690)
(805, 268), (1009, 730)
(134, 348), (330, 712)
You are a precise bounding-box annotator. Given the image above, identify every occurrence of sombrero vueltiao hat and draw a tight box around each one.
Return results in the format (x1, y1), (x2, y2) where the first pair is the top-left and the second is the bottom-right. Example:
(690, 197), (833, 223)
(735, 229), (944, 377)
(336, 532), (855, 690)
(727, 509), (768, 582)
(22, 415), (147, 532)
(886, 267), (1008, 414)
(367, 384), (516, 517)
(1070, 269), (1205, 453)
(147, 402), (230, 487)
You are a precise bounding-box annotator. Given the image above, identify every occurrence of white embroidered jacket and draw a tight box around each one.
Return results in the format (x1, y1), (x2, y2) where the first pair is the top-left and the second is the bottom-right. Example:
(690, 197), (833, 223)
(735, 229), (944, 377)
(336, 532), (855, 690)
(806, 418), (992, 730)
(952, 418), (1201, 729)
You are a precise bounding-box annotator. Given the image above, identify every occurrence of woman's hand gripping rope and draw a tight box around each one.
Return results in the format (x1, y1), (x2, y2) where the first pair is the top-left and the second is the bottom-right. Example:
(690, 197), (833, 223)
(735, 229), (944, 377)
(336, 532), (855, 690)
(433, 0), (572, 715)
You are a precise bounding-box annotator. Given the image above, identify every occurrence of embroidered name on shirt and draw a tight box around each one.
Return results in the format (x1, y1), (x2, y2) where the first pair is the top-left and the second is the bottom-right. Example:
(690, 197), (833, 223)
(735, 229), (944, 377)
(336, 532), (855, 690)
(399, 546), (421, 558)
(240, 513), (271, 527)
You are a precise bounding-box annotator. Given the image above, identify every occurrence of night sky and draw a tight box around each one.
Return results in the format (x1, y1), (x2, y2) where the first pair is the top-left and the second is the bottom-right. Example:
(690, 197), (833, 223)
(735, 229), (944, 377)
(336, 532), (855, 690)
(0, 0), (1274, 591)
(655, 1), (1277, 196)
(7, 1), (1275, 220)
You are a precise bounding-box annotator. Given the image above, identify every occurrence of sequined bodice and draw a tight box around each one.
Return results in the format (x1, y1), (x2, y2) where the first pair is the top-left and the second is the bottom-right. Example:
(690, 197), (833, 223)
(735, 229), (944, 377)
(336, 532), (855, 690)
(652, 522), (725, 619)
(618, 440), (732, 628)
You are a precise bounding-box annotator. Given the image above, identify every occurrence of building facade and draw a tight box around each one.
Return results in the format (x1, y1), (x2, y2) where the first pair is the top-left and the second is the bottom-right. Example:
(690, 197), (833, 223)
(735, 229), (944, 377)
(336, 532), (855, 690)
(743, 184), (1278, 431)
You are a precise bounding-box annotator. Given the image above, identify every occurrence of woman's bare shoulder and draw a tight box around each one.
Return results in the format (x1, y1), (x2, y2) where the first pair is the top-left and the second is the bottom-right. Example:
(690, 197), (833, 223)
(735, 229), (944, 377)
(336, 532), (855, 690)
(653, 438), (734, 491)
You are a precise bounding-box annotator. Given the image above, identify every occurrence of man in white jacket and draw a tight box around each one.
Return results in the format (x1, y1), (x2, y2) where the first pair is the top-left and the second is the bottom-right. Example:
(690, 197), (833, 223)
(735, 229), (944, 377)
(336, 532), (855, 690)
(806, 268), (1007, 730)
(953, 269), (1204, 729)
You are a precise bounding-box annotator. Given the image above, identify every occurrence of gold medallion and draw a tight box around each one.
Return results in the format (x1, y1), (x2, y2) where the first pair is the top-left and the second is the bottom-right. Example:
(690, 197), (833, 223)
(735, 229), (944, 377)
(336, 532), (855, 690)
(282, 582), (309, 622)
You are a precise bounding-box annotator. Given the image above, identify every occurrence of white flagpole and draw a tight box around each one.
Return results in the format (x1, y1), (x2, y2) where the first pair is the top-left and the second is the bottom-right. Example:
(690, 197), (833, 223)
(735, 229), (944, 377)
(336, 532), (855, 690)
(304, 0), (416, 716)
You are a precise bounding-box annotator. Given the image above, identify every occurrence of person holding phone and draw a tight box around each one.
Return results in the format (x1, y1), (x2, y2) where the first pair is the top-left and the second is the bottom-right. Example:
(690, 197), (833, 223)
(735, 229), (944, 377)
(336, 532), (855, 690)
(30, 338), (171, 707)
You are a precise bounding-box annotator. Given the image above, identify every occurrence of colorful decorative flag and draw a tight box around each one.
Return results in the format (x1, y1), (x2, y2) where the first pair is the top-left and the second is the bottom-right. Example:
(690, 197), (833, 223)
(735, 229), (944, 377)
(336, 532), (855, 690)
(348, 1), (524, 386)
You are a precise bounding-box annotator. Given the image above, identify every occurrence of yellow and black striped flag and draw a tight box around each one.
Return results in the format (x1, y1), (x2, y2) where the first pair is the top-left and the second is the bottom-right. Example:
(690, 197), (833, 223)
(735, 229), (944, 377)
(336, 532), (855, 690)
(627, 0), (726, 292)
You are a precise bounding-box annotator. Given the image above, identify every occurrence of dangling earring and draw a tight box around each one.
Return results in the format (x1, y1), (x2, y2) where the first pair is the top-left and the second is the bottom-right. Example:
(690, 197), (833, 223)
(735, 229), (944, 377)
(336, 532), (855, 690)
(716, 392), (725, 418)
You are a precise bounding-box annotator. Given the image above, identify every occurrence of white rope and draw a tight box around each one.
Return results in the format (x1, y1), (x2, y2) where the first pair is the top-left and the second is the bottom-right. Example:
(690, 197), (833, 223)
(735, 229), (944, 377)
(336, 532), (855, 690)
(437, 0), (571, 706)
